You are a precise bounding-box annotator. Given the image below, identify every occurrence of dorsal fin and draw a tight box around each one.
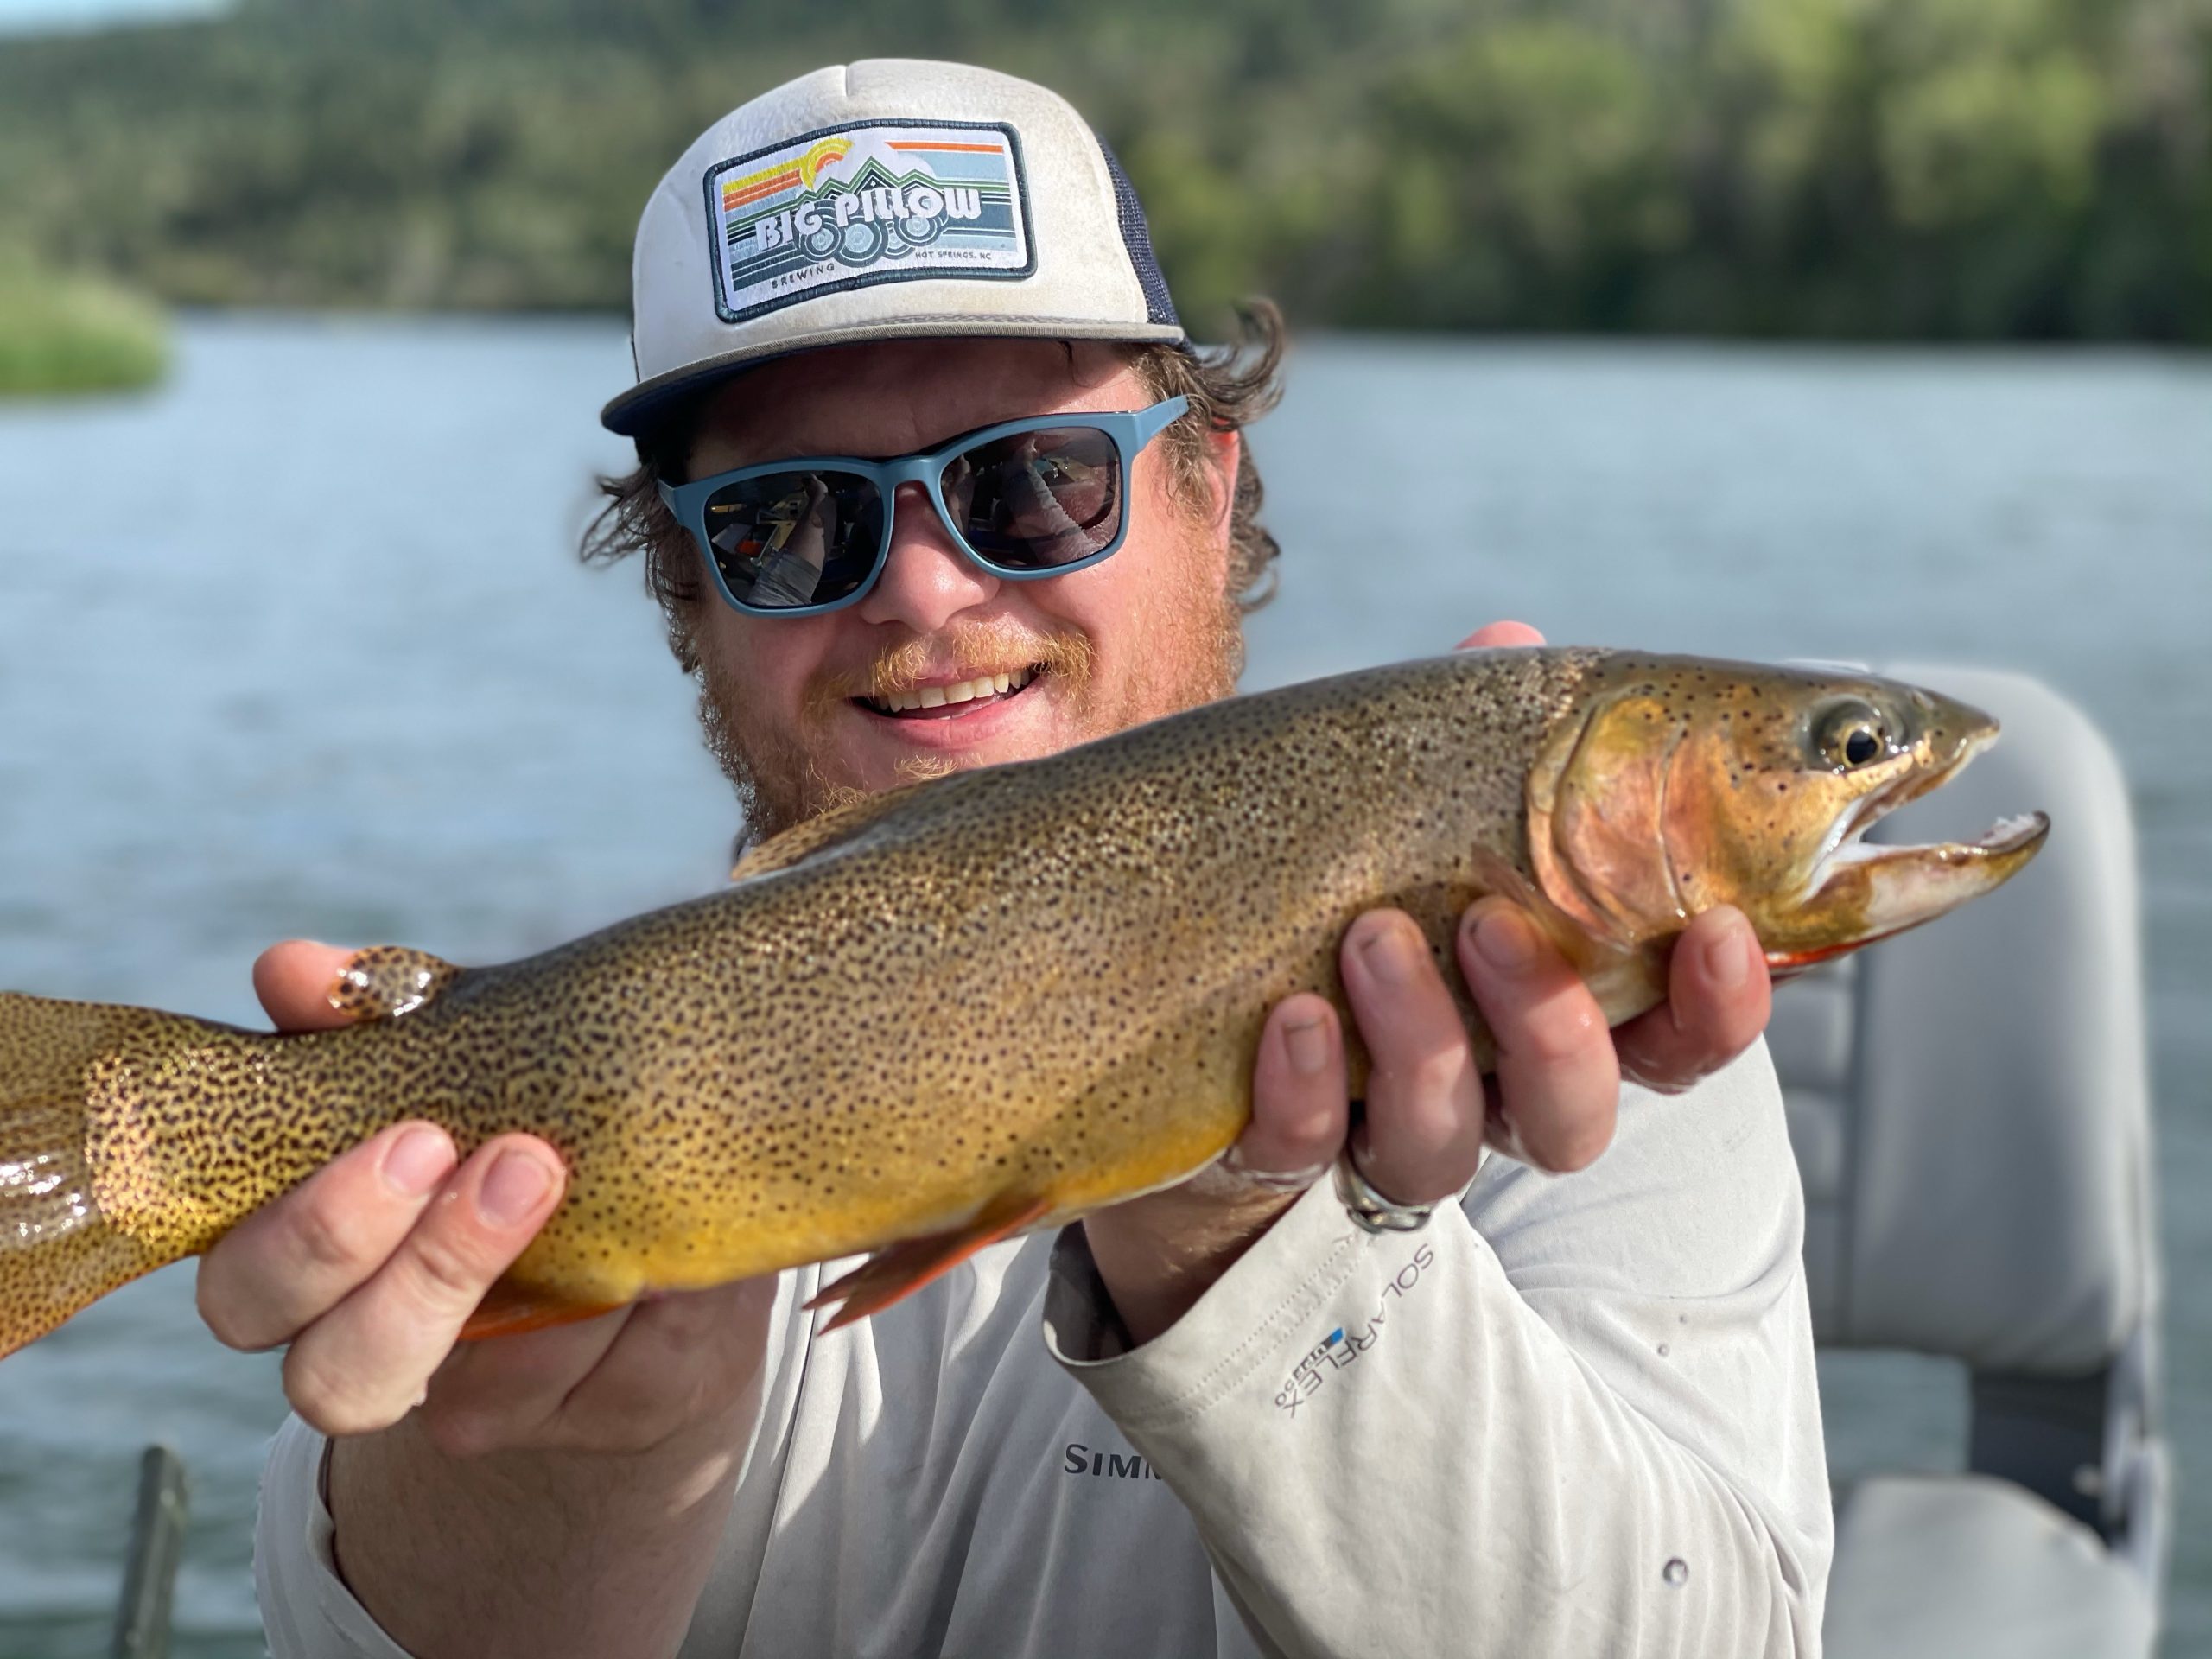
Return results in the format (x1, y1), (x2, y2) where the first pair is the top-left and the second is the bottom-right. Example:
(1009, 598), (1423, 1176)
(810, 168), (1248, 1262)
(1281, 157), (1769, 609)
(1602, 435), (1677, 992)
(326, 946), (463, 1021)
(729, 779), (935, 881)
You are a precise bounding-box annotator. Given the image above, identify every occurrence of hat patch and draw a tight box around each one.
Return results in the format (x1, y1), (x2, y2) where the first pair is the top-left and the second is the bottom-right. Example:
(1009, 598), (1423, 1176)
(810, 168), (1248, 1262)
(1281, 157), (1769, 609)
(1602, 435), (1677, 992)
(704, 119), (1035, 324)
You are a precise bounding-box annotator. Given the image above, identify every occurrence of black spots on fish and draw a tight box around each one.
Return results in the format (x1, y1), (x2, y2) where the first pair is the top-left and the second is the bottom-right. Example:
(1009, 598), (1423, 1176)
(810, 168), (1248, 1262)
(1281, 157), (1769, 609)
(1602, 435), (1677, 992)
(365, 654), (1583, 1287)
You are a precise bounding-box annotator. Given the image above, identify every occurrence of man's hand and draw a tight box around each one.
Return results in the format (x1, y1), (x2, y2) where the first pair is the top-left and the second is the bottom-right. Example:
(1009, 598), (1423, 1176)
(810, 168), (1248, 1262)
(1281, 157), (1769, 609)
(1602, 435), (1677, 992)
(199, 942), (775, 1659)
(197, 940), (772, 1453)
(1084, 622), (1774, 1344)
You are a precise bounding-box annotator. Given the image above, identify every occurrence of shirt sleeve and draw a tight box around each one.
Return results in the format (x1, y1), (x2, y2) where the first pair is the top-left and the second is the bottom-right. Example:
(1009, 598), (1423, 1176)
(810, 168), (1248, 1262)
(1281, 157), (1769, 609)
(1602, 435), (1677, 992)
(1042, 1041), (1834, 1658)
(254, 1414), (423, 1659)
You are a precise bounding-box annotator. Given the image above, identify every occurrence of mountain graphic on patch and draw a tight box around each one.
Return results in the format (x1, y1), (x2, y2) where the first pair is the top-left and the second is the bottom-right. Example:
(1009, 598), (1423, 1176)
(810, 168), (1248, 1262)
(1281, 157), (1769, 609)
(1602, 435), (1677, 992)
(705, 119), (1034, 323)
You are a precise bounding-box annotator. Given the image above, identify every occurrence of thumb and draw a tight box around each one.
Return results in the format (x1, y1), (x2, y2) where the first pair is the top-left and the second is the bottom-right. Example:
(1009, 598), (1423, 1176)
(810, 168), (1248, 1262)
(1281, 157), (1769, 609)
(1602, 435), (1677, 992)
(1456, 620), (1546, 650)
(252, 939), (364, 1032)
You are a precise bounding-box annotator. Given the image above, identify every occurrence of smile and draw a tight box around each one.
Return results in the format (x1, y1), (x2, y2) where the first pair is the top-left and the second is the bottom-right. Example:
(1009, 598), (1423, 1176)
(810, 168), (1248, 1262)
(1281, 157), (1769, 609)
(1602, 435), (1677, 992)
(860, 664), (1042, 720)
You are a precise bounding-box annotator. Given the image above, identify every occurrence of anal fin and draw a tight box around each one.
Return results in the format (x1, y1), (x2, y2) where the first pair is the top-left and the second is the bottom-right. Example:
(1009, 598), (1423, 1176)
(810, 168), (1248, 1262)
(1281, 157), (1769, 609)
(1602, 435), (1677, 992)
(459, 1276), (624, 1341)
(804, 1193), (1054, 1333)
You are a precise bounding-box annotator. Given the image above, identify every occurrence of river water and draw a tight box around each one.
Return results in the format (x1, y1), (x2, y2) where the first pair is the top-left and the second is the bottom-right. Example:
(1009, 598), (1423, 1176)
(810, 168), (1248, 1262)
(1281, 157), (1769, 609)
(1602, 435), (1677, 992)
(0, 317), (2205, 1656)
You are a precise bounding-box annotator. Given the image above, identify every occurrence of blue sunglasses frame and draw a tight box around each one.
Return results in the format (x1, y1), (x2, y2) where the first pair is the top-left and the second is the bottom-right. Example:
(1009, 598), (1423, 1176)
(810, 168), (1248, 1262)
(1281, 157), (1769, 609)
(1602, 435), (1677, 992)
(658, 394), (1191, 618)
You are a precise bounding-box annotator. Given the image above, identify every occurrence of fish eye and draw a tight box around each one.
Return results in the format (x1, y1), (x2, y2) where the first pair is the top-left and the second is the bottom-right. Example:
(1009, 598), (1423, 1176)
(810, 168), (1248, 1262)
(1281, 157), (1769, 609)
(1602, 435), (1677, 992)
(1815, 701), (1892, 771)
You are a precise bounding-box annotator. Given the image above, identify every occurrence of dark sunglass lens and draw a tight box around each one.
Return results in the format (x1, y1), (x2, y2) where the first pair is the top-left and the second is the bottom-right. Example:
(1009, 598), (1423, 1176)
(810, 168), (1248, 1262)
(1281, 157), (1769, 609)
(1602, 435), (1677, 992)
(946, 427), (1122, 569)
(700, 471), (884, 609)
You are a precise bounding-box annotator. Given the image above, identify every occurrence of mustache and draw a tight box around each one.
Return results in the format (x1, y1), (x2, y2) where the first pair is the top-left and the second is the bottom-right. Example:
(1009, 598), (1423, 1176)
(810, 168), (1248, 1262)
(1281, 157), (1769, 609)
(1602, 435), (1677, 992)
(802, 624), (1096, 717)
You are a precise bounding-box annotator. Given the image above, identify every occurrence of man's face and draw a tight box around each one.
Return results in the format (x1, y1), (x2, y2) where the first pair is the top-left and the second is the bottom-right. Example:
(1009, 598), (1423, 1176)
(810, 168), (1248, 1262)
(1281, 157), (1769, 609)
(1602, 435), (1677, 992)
(679, 337), (1244, 837)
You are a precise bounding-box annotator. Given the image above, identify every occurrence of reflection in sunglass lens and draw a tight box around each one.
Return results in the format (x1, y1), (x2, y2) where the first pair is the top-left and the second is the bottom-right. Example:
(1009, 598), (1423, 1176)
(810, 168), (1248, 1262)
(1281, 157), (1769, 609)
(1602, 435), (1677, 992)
(943, 427), (1122, 569)
(700, 470), (885, 609)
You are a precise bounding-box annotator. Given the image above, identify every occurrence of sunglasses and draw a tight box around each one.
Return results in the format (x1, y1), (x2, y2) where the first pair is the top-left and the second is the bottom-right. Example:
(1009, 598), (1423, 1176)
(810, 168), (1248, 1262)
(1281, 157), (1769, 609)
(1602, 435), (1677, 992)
(658, 395), (1191, 617)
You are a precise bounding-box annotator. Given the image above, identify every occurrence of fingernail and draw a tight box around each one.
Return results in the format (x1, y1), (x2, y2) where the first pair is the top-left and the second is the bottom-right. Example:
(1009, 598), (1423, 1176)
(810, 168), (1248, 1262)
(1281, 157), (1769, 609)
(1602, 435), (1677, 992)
(1702, 924), (1749, 990)
(1474, 908), (1539, 974)
(1357, 921), (1420, 986)
(381, 1127), (455, 1198)
(1284, 1016), (1330, 1075)
(478, 1149), (556, 1227)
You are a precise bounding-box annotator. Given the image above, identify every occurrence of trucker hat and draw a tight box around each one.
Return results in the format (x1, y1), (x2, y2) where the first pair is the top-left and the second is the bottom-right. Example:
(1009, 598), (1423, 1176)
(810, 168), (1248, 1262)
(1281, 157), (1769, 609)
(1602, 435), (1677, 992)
(600, 59), (1186, 437)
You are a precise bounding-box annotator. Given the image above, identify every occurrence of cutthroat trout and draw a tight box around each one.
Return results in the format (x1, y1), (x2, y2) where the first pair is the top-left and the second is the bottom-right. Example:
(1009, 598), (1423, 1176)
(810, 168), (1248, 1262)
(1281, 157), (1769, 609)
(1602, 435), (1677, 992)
(0, 649), (2045, 1355)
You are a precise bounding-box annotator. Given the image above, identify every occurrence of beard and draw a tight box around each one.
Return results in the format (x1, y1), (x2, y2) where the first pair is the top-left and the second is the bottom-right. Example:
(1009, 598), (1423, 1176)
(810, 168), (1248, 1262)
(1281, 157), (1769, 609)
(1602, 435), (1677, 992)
(690, 539), (1246, 845)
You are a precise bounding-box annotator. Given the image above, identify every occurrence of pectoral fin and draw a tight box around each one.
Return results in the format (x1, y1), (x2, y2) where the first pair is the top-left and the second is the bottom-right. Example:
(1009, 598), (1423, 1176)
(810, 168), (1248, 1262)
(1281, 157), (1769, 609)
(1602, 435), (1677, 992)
(805, 1193), (1054, 1333)
(458, 1276), (624, 1341)
(326, 946), (463, 1022)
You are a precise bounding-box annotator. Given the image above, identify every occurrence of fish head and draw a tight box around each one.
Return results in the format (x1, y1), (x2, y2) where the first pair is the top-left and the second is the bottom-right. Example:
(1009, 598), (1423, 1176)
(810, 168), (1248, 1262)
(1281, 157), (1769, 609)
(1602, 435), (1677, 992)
(1527, 657), (2049, 972)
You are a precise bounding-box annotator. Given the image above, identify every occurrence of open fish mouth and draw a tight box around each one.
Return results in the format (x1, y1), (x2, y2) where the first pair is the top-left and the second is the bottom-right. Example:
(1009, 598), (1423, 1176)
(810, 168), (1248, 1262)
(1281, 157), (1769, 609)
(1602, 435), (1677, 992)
(1783, 730), (2050, 968)
(1813, 809), (2050, 892)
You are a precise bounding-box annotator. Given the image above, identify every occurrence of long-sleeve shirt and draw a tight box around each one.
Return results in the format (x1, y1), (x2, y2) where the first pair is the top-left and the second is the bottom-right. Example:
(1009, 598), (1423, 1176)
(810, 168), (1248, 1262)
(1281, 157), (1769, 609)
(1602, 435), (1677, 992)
(255, 1041), (1832, 1657)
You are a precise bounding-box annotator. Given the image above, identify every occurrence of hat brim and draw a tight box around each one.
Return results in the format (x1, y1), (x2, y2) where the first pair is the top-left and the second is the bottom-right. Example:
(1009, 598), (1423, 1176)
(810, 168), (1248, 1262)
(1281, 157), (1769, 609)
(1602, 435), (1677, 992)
(600, 315), (1189, 438)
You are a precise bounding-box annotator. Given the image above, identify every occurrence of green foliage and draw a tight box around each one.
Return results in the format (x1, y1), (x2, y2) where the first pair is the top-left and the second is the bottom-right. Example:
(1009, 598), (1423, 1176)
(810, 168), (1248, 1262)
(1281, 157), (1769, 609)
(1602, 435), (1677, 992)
(0, 257), (168, 395)
(1349, 20), (1683, 327)
(0, 0), (2205, 340)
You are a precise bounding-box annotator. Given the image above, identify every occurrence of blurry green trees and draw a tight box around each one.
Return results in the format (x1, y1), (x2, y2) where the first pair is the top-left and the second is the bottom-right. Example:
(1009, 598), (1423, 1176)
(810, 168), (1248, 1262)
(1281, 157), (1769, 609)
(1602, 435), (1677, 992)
(0, 0), (2204, 340)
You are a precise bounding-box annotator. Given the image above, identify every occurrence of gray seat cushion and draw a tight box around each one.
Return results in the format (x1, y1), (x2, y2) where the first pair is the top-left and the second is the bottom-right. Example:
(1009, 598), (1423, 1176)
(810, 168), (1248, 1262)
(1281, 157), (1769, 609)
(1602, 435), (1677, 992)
(1824, 1474), (2155, 1659)
(1776, 667), (2154, 1372)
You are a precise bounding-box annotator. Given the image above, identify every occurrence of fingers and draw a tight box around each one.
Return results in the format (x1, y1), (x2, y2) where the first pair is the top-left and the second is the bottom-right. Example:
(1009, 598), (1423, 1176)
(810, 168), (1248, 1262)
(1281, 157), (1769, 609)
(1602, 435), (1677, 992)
(1613, 906), (1770, 1095)
(1339, 912), (1488, 1205)
(1455, 899), (1618, 1173)
(1456, 620), (1546, 651)
(1233, 995), (1349, 1185)
(234, 943), (767, 1456)
(248, 1135), (564, 1438)
(416, 1302), (635, 1459)
(254, 939), (360, 1032)
(450, 1277), (779, 1458)
(197, 1122), (460, 1351)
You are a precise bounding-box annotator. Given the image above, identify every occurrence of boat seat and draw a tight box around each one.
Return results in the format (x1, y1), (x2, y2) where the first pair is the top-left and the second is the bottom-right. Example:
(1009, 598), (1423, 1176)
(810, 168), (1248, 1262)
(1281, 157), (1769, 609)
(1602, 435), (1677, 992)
(1764, 665), (2170, 1656)
(1824, 1474), (2154, 1658)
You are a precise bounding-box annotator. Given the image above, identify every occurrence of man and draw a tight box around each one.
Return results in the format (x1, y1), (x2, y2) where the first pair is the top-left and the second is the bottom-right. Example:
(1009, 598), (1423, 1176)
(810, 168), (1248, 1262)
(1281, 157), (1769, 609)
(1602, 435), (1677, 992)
(238, 60), (1830, 1657)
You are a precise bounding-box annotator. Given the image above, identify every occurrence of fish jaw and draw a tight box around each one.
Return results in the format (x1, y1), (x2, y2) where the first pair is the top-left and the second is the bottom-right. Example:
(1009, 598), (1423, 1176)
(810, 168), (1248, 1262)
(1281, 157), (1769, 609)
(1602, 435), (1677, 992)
(1754, 702), (2050, 967)
(1765, 808), (2050, 969)
(1523, 656), (2050, 973)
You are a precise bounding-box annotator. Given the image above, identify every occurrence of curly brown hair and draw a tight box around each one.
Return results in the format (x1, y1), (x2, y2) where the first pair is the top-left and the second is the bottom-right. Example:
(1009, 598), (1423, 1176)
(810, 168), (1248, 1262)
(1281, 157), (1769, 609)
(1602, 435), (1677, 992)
(579, 301), (1289, 675)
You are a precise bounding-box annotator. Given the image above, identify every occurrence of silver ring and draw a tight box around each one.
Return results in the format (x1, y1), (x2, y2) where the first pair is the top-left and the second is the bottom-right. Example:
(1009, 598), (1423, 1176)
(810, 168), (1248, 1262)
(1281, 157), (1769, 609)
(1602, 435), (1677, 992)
(1217, 1142), (1334, 1193)
(1333, 1151), (1438, 1235)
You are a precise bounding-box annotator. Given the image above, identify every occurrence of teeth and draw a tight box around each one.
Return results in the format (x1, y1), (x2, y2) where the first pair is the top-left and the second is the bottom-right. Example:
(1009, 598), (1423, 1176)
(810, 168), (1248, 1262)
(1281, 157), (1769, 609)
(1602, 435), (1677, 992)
(872, 664), (1038, 715)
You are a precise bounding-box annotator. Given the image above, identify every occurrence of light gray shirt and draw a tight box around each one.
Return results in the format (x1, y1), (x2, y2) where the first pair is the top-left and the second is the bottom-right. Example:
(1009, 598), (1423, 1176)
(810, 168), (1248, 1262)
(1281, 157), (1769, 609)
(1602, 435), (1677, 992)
(256, 1041), (1832, 1657)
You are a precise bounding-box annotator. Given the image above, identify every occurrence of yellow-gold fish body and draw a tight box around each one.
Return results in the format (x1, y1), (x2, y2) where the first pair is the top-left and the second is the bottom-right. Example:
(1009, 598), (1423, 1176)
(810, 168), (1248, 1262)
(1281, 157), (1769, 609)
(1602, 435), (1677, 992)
(0, 648), (2047, 1354)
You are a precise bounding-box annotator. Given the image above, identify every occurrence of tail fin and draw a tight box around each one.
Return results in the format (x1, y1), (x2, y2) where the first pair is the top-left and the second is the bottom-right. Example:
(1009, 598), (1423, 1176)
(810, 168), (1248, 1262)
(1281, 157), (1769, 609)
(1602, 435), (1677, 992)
(1, 992), (174, 1359)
